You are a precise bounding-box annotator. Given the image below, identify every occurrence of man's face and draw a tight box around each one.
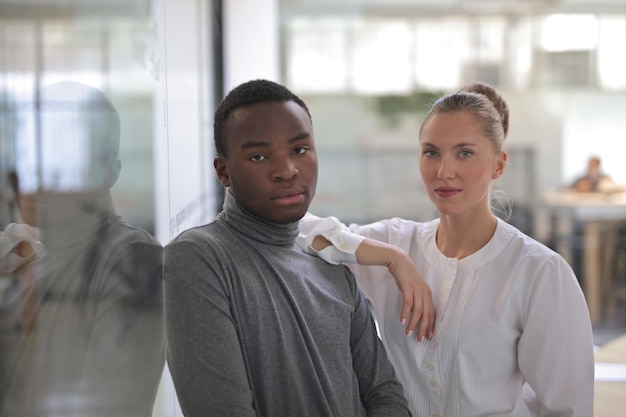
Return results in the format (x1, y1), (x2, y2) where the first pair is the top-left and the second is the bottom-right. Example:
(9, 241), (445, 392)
(214, 100), (318, 224)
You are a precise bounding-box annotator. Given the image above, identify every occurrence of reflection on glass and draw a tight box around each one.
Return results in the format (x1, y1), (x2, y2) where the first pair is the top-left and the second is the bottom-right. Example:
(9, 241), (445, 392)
(0, 81), (164, 417)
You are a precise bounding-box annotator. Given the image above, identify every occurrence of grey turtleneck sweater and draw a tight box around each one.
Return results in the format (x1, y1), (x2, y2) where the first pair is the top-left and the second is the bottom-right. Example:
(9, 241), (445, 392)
(164, 193), (411, 417)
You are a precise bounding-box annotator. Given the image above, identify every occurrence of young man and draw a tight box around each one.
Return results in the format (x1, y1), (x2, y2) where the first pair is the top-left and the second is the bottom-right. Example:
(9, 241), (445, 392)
(164, 79), (413, 417)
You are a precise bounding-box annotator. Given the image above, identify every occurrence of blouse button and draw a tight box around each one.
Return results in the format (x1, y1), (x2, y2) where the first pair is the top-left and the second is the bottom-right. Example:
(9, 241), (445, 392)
(339, 243), (347, 250)
(429, 380), (437, 388)
(427, 363), (435, 372)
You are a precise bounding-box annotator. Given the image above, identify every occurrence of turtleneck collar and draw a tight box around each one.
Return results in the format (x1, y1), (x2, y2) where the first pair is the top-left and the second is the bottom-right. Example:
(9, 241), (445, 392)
(218, 191), (299, 246)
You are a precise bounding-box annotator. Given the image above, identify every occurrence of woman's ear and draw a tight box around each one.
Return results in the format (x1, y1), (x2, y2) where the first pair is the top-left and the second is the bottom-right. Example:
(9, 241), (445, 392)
(492, 151), (507, 180)
(214, 157), (230, 187)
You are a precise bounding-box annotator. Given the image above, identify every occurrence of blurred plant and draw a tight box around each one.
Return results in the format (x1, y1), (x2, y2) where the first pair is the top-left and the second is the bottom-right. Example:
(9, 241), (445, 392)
(376, 90), (443, 128)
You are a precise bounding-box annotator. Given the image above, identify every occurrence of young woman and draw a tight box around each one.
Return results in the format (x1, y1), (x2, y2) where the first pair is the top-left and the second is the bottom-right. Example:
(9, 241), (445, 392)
(298, 82), (594, 417)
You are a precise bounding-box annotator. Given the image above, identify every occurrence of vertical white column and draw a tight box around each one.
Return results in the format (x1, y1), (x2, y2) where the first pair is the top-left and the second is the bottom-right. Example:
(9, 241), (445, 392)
(223, 0), (280, 93)
(152, 0), (217, 415)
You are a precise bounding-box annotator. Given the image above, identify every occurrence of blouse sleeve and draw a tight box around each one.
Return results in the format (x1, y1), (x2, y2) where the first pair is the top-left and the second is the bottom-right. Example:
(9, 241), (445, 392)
(517, 254), (594, 417)
(297, 213), (365, 265)
(0, 223), (46, 274)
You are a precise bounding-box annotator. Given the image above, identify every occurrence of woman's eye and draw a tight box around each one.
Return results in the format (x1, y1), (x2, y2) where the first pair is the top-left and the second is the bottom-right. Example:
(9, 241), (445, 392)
(423, 150), (437, 158)
(459, 150), (473, 158)
(250, 154), (266, 162)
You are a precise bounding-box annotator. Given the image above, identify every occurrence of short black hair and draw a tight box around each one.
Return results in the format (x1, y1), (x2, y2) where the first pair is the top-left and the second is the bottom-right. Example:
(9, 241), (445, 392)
(213, 79), (311, 157)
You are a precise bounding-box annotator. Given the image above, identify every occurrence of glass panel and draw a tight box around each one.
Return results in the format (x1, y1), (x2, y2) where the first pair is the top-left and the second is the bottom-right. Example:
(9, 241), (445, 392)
(0, 10), (165, 417)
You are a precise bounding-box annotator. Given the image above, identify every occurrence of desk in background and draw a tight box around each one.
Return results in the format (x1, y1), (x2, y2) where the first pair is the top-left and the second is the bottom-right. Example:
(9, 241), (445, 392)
(534, 191), (626, 324)
(594, 334), (626, 417)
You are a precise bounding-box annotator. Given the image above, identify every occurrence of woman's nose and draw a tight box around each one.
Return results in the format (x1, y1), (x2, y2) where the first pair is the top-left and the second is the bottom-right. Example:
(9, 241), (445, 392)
(437, 157), (455, 179)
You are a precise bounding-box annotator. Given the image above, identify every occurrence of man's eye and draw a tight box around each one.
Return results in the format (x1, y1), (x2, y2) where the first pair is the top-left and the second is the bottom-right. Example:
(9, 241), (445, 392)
(250, 154), (266, 162)
(293, 146), (308, 155)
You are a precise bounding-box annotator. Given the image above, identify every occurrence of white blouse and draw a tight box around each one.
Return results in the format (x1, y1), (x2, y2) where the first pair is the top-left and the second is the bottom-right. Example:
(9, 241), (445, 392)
(297, 215), (594, 417)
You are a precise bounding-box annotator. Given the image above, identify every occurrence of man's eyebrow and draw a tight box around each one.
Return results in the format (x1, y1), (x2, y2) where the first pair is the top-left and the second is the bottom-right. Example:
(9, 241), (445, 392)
(240, 140), (269, 150)
(240, 132), (311, 150)
(288, 132), (311, 143)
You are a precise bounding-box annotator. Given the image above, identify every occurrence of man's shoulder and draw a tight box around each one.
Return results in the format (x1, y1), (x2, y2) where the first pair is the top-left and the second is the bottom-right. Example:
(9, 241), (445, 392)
(302, 251), (360, 294)
(163, 221), (240, 280)
(164, 220), (243, 266)
(168, 220), (223, 246)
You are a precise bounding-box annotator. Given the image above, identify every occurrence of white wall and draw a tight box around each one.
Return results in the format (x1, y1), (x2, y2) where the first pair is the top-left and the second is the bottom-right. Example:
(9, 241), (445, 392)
(224, 0), (280, 92)
(154, 0), (217, 246)
(152, 0), (218, 415)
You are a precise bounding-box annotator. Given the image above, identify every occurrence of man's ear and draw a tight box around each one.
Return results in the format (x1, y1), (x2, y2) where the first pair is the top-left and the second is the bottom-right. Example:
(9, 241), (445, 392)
(214, 157), (230, 187)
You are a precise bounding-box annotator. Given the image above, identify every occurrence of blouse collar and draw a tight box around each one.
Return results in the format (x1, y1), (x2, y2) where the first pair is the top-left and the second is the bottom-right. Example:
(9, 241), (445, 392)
(426, 217), (516, 271)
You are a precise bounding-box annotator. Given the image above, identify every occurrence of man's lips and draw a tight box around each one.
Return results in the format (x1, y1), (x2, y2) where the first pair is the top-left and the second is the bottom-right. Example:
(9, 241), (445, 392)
(272, 189), (306, 205)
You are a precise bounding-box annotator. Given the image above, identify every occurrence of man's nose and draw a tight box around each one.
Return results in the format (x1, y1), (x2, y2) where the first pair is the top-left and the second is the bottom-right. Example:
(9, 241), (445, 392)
(271, 157), (299, 181)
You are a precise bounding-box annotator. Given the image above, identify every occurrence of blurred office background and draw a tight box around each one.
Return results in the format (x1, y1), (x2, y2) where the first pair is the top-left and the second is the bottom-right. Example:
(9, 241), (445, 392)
(1, 0), (625, 416)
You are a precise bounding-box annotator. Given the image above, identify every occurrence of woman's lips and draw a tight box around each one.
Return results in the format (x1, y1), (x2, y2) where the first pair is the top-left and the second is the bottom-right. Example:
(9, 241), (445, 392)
(435, 187), (461, 198)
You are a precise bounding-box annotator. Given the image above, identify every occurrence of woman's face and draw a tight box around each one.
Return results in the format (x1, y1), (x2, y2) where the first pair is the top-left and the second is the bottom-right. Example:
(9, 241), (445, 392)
(419, 110), (506, 219)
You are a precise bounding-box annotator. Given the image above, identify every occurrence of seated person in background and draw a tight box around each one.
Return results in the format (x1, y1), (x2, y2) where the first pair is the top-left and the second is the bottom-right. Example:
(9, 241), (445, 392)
(163, 79), (431, 417)
(571, 155), (623, 193)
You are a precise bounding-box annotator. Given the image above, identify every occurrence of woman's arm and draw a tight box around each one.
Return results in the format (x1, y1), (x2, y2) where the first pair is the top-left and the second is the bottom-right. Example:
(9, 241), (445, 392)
(298, 214), (435, 341)
(314, 235), (434, 341)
